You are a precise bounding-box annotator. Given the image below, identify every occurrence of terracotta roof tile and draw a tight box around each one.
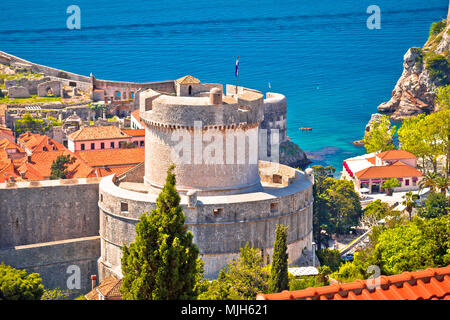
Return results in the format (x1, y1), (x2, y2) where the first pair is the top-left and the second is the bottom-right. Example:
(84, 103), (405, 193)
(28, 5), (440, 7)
(68, 126), (129, 141)
(121, 129), (145, 137)
(85, 276), (122, 300)
(175, 75), (200, 85)
(355, 162), (423, 179)
(95, 165), (137, 177)
(75, 148), (145, 167)
(18, 132), (65, 153)
(377, 150), (416, 160)
(257, 265), (450, 300)
(17, 150), (95, 180)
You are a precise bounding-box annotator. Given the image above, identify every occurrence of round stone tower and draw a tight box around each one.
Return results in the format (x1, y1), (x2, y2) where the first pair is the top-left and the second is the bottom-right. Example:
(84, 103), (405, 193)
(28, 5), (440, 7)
(98, 80), (314, 280)
(140, 87), (265, 195)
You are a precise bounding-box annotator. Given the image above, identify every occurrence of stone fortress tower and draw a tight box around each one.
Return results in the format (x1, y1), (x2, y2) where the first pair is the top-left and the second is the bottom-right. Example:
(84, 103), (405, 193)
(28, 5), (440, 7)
(98, 76), (314, 279)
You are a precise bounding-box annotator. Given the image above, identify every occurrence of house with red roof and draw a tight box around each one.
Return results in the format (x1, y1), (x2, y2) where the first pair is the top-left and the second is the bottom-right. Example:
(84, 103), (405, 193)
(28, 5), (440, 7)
(257, 265), (450, 300)
(0, 149), (19, 183)
(130, 109), (144, 129)
(75, 147), (145, 177)
(16, 150), (96, 180)
(67, 126), (144, 152)
(341, 150), (423, 194)
(0, 127), (14, 143)
(17, 132), (66, 155)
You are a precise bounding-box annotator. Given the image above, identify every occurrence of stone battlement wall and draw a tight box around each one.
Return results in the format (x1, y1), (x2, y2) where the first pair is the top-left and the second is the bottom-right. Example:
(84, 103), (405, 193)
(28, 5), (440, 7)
(0, 51), (90, 83)
(0, 178), (101, 248)
(139, 90), (264, 128)
(98, 162), (313, 278)
(0, 236), (100, 294)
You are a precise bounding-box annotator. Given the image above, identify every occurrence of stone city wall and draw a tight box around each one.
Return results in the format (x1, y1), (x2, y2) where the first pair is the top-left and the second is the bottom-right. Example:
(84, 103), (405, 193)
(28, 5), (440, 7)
(0, 178), (101, 248)
(97, 162), (313, 278)
(0, 236), (100, 294)
(0, 51), (91, 83)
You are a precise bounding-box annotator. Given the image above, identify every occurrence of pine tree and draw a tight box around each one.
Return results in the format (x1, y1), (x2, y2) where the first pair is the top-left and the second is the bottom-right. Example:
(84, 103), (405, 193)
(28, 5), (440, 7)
(120, 164), (202, 300)
(268, 224), (289, 293)
(50, 155), (76, 180)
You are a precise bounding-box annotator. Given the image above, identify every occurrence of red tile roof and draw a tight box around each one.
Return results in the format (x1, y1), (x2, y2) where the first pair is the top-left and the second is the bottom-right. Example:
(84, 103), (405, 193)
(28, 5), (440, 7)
(0, 138), (23, 152)
(17, 150), (95, 180)
(85, 276), (122, 300)
(257, 265), (450, 300)
(75, 148), (145, 167)
(377, 150), (416, 161)
(0, 149), (18, 182)
(131, 109), (145, 126)
(18, 132), (65, 153)
(366, 157), (376, 165)
(121, 129), (145, 137)
(355, 161), (423, 179)
(95, 165), (137, 177)
(68, 126), (129, 141)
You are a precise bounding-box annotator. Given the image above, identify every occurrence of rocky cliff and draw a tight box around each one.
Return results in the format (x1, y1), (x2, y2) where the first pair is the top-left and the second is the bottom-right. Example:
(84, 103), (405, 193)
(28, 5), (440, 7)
(279, 138), (311, 169)
(377, 15), (450, 121)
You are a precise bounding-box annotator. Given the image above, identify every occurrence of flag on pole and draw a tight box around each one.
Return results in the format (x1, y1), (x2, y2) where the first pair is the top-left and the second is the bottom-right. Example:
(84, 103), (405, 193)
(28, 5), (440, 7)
(235, 56), (239, 77)
(268, 82), (271, 89)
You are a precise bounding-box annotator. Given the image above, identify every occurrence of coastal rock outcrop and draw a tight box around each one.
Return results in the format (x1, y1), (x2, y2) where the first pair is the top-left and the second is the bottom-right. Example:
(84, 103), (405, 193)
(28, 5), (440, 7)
(279, 138), (311, 169)
(377, 17), (450, 121)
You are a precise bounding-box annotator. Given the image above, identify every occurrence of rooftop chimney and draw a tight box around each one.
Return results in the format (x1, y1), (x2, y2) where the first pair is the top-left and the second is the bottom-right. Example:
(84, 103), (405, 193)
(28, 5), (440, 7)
(91, 275), (97, 290)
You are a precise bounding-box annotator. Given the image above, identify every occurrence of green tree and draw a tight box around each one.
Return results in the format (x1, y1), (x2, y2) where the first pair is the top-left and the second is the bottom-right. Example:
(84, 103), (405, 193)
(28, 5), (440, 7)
(50, 155), (76, 180)
(120, 164), (202, 300)
(361, 200), (393, 227)
(418, 191), (450, 219)
(363, 115), (396, 153)
(316, 248), (343, 272)
(14, 113), (47, 136)
(382, 178), (400, 195)
(419, 172), (437, 192)
(402, 191), (420, 220)
(199, 243), (270, 300)
(312, 165), (362, 248)
(398, 114), (431, 171)
(0, 263), (44, 300)
(434, 175), (449, 193)
(332, 215), (450, 281)
(268, 225), (289, 293)
(435, 85), (450, 110)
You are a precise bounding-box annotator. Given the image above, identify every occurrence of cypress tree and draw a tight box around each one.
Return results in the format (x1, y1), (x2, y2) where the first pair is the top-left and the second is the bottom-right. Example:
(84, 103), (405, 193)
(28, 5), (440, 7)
(120, 164), (202, 300)
(268, 224), (289, 293)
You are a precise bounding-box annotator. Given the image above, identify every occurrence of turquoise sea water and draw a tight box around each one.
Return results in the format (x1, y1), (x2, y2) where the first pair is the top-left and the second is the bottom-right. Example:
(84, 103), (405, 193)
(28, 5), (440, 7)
(0, 1), (448, 170)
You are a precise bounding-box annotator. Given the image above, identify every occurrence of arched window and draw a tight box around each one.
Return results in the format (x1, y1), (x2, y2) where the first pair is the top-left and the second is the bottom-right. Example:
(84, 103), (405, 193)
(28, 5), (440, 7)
(130, 92), (135, 99)
(188, 85), (192, 96)
(115, 91), (121, 100)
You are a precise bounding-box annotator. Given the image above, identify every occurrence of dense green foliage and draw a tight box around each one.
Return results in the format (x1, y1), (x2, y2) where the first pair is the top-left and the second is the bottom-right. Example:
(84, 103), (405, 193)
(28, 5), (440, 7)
(50, 155), (76, 180)
(429, 19), (447, 37)
(14, 113), (62, 136)
(361, 199), (396, 227)
(312, 165), (362, 249)
(198, 243), (270, 300)
(41, 288), (76, 300)
(363, 115), (396, 153)
(398, 109), (450, 174)
(316, 248), (343, 272)
(268, 225), (289, 293)
(424, 52), (450, 85)
(332, 213), (450, 282)
(120, 164), (202, 300)
(435, 84), (450, 110)
(418, 191), (450, 219)
(382, 177), (400, 195)
(0, 263), (44, 300)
